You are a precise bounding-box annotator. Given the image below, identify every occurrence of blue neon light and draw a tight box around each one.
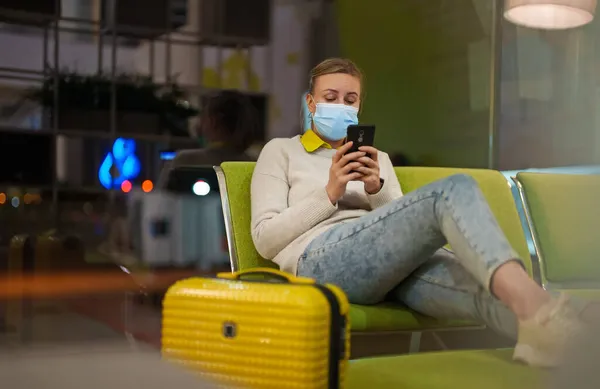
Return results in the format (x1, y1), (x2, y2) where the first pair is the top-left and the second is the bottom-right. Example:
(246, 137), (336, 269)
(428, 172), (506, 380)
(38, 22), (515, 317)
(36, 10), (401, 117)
(98, 138), (141, 189)
(160, 151), (177, 161)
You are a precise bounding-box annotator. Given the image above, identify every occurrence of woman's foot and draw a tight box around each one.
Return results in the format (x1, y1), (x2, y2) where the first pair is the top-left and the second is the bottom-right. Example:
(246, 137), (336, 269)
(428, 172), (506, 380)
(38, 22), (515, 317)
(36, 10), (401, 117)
(513, 293), (584, 367)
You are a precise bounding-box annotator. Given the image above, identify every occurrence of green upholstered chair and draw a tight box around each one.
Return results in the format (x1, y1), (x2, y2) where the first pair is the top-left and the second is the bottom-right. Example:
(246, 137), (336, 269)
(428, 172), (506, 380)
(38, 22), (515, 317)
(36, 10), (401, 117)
(215, 163), (532, 352)
(514, 172), (600, 299)
(346, 348), (544, 389)
(396, 167), (533, 275)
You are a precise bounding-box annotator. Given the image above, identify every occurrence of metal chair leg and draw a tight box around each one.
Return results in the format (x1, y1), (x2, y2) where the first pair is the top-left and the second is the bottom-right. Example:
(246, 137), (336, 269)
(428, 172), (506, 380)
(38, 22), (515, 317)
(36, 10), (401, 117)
(409, 331), (422, 353)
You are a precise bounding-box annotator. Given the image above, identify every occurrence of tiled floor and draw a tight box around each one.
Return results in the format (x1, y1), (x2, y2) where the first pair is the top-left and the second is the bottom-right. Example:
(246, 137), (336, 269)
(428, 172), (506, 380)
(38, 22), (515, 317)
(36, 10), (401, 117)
(0, 295), (159, 350)
(0, 293), (213, 388)
(0, 342), (213, 389)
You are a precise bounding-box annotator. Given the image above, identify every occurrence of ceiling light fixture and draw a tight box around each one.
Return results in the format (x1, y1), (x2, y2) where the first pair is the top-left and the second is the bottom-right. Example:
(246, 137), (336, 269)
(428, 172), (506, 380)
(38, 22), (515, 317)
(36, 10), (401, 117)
(504, 0), (597, 30)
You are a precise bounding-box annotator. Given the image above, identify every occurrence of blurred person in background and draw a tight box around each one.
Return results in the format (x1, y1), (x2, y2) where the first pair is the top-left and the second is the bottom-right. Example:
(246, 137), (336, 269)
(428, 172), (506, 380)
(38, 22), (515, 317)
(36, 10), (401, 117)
(250, 57), (595, 368)
(158, 90), (259, 187)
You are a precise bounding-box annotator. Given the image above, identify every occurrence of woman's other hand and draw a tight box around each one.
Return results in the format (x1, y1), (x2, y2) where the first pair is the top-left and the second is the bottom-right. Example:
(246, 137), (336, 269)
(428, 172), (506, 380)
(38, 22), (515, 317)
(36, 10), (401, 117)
(326, 141), (365, 204)
(357, 146), (382, 194)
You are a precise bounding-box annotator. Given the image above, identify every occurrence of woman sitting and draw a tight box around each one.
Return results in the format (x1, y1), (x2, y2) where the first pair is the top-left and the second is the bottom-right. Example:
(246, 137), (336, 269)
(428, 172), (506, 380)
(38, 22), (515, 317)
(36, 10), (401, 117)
(250, 57), (589, 367)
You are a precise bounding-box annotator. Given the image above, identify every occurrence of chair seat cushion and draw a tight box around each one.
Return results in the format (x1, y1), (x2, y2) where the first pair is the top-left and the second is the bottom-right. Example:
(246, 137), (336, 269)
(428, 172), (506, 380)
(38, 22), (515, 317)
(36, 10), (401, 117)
(347, 349), (545, 389)
(350, 303), (478, 332)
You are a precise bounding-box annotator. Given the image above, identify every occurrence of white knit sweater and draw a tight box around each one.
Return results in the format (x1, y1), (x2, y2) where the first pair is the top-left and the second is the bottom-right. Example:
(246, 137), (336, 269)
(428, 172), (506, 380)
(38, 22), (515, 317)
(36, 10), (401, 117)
(250, 136), (403, 274)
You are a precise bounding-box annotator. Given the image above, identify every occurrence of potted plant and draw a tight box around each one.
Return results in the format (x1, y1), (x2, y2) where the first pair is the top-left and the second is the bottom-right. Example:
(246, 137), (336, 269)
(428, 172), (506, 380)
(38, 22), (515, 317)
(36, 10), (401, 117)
(29, 69), (199, 137)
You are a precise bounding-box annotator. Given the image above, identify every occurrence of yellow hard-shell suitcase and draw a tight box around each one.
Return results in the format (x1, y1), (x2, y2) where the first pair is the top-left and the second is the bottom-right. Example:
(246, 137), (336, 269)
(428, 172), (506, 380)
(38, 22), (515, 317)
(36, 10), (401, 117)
(162, 268), (351, 389)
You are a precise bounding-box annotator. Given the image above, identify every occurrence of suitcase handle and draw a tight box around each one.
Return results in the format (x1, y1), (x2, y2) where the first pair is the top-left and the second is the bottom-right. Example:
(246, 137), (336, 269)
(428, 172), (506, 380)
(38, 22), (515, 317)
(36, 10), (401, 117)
(217, 268), (315, 284)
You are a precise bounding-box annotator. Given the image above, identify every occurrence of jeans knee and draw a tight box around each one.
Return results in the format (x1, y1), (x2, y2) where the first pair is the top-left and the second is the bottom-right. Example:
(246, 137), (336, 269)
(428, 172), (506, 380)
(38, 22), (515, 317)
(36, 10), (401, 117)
(448, 173), (476, 187)
(443, 173), (479, 194)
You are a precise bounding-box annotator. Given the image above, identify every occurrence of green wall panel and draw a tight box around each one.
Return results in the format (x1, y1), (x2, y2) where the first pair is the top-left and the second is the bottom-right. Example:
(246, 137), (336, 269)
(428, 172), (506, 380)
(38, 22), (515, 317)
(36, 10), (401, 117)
(335, 0), (491, 168)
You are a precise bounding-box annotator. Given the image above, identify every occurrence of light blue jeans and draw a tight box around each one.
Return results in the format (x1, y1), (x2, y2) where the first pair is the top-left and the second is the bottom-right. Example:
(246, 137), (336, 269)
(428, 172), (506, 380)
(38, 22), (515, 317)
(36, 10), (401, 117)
(297, 174), (519, 339)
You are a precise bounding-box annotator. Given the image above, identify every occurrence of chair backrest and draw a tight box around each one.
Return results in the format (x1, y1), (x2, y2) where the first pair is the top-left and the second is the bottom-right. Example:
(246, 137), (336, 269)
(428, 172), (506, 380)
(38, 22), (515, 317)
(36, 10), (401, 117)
(216, 162), (532, 275)
(515, 172), (600, 287)
(216, 162), (274, 271)
(395, 167), (533, 276)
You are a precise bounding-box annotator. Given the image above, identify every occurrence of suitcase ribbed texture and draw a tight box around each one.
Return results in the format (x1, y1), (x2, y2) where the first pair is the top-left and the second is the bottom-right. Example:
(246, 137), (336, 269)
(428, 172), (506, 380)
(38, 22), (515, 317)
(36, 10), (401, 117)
(162, 273), (350, 389)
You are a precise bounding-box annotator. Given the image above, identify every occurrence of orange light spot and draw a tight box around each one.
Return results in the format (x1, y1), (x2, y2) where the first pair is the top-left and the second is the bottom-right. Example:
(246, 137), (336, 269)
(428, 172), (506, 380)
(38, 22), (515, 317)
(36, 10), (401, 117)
(121, 180), (132, 193)
(0, 193), (5, 204)
(142, 180), (153, 193)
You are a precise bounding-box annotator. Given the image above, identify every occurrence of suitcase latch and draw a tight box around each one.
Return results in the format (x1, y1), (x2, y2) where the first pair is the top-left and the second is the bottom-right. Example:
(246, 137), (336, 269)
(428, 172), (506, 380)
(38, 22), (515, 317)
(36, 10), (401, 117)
(223, 322), (237, 338)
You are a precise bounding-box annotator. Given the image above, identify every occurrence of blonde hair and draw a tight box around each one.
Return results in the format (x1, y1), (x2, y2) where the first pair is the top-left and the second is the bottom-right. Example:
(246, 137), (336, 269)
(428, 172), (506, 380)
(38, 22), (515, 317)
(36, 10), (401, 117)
(308, 58), (364, 96)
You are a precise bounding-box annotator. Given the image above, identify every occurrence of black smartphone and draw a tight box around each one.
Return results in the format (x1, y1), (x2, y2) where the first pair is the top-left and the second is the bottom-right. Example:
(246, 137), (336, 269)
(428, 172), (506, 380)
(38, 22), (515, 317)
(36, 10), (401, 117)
(346, 124), (376, 158)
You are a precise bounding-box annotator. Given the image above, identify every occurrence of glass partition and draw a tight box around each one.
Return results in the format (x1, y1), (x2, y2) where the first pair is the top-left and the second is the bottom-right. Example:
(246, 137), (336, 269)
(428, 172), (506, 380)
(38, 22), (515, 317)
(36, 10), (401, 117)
(498, 6), (600, 170)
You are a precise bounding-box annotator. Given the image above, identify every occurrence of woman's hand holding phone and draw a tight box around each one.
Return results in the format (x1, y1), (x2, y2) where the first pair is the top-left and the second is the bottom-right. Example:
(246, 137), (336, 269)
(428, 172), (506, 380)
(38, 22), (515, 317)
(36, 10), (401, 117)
(326, 141), (365, 204)
(356, 146), (382, 194)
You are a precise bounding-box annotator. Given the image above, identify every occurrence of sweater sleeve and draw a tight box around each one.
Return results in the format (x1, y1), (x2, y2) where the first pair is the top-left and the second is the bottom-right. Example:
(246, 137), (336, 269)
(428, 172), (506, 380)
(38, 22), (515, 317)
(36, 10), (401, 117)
(251, 139), (338, 260)
(367, 151), (404, 209)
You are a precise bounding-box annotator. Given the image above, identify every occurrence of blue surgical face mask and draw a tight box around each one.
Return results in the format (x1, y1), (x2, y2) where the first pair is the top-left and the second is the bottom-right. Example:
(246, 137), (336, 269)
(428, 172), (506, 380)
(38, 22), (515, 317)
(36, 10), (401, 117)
(311, 102), (359, 141)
